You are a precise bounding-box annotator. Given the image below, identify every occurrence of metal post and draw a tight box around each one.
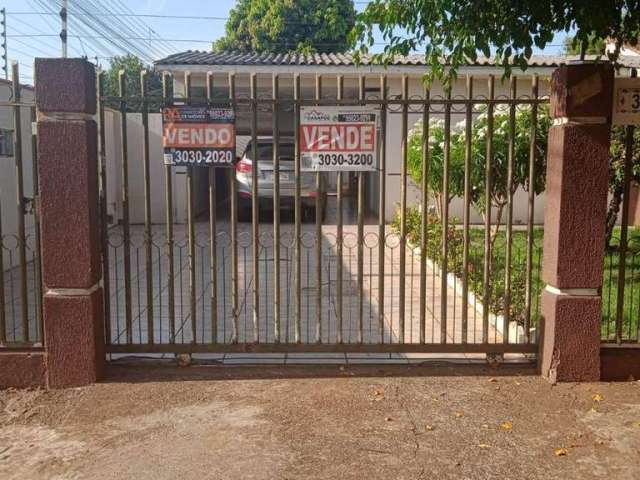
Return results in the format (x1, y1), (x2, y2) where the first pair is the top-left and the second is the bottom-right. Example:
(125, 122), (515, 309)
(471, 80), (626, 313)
(336, 75), (344, 343)
(399, 74), (408, 344)
(250, 73), (259, 342)
(419, 84), (430, 344)
(504, 76), (517, 344)
(272, 74), (281, 343)
(11, 63), (29, 342)
(184, 71), (197, 344)
(162, 72), (176, 344)
(294, 74), (302, 343)
(97, 71), (110, 346)
(524, 75), (539, 343)
(229, 73), (239, 343)
(315, 74), (323, 343)
(140, 70), (154, 344)
(206, 72), (218, 344)
(440, 85), (451, 344)
(482, 76), (495, 344)
(461, 76), (473, 344)
(378, 75), (387, 344)
(118, 70), (132, 344)
(357, 75), (366, 344)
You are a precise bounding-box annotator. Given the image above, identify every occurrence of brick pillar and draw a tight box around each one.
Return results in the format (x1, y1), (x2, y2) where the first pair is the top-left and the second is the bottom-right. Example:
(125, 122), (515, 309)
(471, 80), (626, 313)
(35, 58), (104, 388)
(540, 62), (614, 383)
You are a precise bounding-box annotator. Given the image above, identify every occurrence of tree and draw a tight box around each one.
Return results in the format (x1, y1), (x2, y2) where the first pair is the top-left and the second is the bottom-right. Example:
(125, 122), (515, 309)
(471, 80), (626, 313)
(352, 1), (640, 82)
(103, 55), (162, 100)
(407, 104), (551, 246)
(563, 34), (606, 56)
(213, 0), (356, 54)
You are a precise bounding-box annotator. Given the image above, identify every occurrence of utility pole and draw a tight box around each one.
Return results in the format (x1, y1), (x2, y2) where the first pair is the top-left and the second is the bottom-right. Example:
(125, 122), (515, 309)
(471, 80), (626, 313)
(1, 8), (7, 79)
(60, 0), (68, 58)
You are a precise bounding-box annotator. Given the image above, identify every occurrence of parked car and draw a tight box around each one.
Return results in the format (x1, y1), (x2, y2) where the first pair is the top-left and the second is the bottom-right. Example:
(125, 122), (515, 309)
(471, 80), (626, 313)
(235, 138), (327, 222)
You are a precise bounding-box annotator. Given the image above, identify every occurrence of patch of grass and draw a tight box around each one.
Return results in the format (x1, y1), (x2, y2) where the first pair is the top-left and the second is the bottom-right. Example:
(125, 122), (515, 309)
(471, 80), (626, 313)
(396, 207), (640, 340)
(601, 228), (640, 342)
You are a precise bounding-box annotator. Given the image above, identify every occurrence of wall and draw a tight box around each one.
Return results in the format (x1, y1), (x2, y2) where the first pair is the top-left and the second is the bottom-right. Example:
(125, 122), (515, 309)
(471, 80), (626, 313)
(104, 109), (209, 225)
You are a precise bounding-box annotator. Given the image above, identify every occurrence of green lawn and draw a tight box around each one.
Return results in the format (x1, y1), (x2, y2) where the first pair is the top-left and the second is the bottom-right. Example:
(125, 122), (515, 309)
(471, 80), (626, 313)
(398, 208), (639, 342)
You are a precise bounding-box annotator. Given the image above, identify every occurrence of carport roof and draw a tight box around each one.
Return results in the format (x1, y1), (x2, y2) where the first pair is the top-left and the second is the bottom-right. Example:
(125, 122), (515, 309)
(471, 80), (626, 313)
(155, 50), (640, 69)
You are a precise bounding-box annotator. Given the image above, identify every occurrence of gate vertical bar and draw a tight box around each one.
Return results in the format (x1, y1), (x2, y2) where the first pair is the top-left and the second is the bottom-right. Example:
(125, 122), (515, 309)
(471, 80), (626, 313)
(272, 73), (281, 342)
(97, 71), (110, 346)
(378, 74), (387, 344)
(482, 76), (495, 343)
(336, 74), (344, 344)
(118, 70), (133, 344)
(140, 70), (154, 344)
(250, 73), (259, 342)
(206, 72), (218, 343)
(30, 104), (43, 341)
(504, 76), (516, 344)
(419, 85), (430, 344)
(524, 75), (539, 343)
(440, 85), (451, 344)
(357, 75), (366, 344)
(294, 73), (301, 342)
(615, 71), (637, 343)
(229, 73), (239, 343)
(162, 72), (176, 344)
(399, 74), (408, 344)
(315, 74), (323, 343)
(461, 76), (473, 344)
(0, 158), (4, 343)
(11, 63), (28, 341)
(184, 71), (197, 344)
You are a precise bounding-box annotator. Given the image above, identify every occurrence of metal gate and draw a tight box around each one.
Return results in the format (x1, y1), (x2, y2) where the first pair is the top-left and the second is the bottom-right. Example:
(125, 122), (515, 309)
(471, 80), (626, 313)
(0, 63), (43, 350)
(99, 70), (547, 356)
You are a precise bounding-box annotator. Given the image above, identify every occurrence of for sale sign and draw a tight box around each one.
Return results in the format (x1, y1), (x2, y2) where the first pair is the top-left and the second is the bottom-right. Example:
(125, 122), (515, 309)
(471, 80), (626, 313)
(162, 106), (236, 167)
(300, 106), (378, 171)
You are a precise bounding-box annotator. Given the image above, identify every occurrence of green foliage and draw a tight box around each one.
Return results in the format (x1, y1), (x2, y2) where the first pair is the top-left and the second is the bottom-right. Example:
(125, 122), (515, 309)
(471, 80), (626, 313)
(563, 34), (606, 55)
(407, 103), (551, 221)
(352, 1), (640, 83)
(394, 208), (545, 323)
(213, 0), (356, 54)
(103, 54), (162, 99)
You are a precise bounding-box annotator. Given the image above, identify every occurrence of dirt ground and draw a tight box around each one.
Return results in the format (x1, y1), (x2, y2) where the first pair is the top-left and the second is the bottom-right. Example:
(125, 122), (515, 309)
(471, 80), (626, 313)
(1, 363), (639, 480)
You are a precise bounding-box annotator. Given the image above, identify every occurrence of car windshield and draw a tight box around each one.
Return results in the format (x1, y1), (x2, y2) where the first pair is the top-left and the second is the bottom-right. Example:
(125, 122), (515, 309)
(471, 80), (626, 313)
(246, 143), (295, 161)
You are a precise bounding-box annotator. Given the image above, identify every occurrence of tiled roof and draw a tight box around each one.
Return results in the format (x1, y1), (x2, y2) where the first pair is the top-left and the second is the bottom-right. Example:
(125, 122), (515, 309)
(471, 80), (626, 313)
(155, 51), (640, 69)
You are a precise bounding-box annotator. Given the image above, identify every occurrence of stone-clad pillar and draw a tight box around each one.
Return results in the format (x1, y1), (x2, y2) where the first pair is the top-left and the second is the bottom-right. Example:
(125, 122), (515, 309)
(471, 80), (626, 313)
(35, 58), (104, 388)
(540, 62), (614, 382)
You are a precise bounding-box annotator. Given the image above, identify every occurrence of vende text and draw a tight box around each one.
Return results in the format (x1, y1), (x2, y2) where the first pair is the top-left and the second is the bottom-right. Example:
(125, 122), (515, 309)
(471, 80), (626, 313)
(300, 124), (375, 152)
(164, 123), (235, 149)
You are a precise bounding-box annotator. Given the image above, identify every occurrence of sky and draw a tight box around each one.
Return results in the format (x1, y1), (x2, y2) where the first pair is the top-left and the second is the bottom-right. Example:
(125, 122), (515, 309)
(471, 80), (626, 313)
(2, 0), (568, 85)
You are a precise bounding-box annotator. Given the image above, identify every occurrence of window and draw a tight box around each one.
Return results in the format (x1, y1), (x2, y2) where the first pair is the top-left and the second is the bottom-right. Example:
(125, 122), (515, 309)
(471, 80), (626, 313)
(0, 129), (14, 157)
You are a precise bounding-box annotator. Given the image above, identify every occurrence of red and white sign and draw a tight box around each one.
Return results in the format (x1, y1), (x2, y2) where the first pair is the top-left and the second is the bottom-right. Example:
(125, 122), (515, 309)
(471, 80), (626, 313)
(299, 107), (378, 171)
(162, 107), (236, 167)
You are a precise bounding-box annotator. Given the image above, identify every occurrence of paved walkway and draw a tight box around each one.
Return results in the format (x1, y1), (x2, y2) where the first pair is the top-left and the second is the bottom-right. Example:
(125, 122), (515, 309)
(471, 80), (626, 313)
(106, 197), (501, 348)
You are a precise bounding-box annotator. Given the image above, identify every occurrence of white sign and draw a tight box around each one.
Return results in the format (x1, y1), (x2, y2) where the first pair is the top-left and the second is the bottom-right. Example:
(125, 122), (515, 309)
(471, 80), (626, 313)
(613, 78), (640, 125)
(299, 106), (378, 171)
